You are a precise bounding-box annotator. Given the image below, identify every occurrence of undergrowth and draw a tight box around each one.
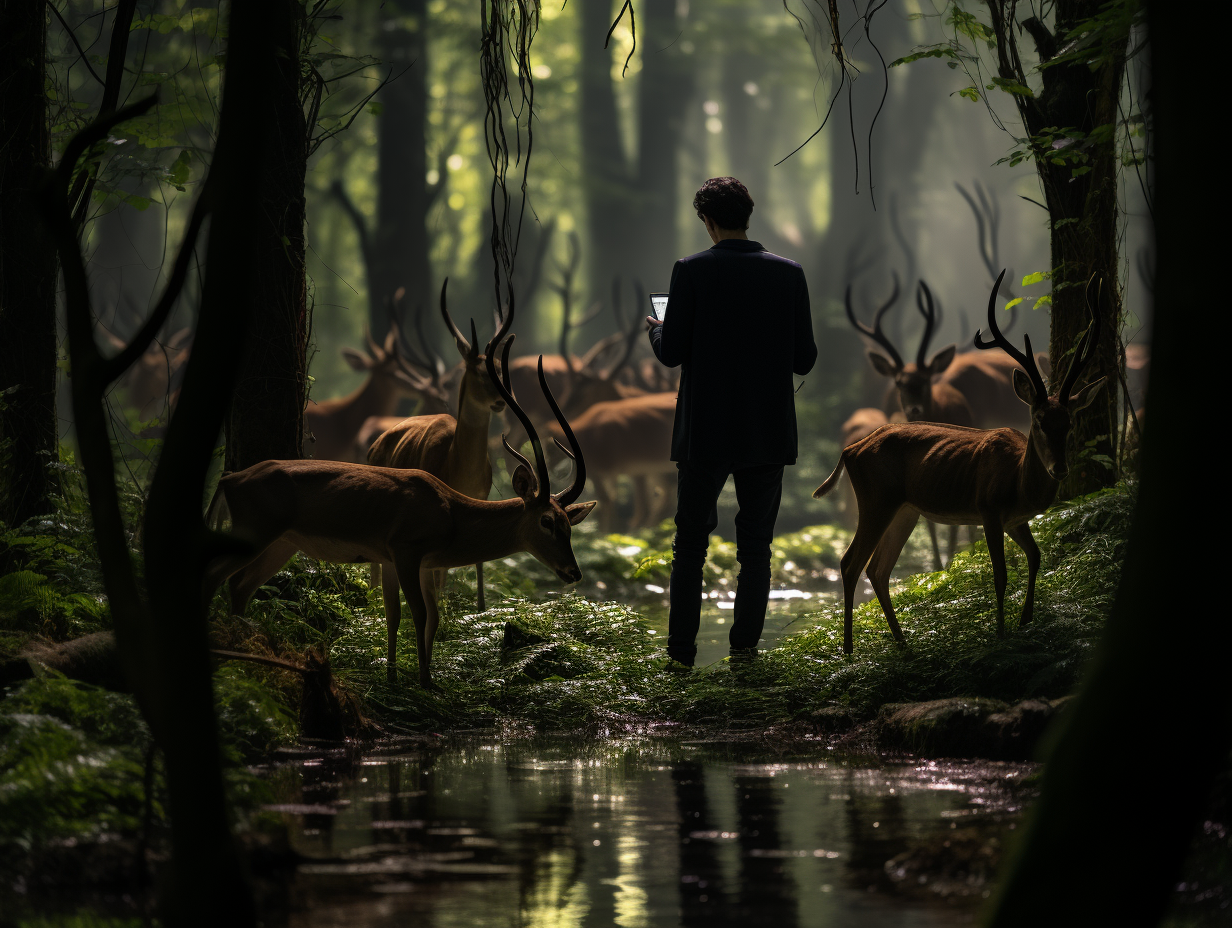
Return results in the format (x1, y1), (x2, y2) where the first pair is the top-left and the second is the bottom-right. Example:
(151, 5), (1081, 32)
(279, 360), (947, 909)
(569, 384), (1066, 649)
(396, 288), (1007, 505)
(0, 479), (1133, 870)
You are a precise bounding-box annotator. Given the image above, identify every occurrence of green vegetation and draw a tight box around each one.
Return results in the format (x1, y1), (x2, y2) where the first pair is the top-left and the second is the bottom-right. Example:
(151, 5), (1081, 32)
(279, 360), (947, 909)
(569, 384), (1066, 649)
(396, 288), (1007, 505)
(0, 479), (1132, 871)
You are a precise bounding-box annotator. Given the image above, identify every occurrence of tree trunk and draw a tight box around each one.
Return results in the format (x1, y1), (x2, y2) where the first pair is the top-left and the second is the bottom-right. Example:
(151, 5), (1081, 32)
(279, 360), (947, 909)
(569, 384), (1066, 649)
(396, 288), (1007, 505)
(992, 0), (1129, 497)
(224, 0), (308, 472)
(372, 0), (430, 336)
(630, 0), (693, 283)
(580, 0), (636, 297)
(986, 5), (1230, 923)
(0, 0), (59, 528)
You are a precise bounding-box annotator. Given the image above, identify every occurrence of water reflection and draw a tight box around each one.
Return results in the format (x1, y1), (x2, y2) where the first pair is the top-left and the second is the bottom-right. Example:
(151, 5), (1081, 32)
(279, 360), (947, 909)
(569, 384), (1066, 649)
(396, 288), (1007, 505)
(266, 738), (1032, 927)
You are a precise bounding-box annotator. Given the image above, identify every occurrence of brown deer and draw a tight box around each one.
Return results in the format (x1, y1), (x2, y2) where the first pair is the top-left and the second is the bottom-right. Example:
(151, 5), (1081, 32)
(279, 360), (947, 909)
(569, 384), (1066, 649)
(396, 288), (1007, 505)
(814, 271), (1104, 654)
(304, 320), (442, 462)
(101, 325), (192, 422)
(546, 391), (678, 532)
(205, 335), (597, 690)
(365, 280), (510, 611)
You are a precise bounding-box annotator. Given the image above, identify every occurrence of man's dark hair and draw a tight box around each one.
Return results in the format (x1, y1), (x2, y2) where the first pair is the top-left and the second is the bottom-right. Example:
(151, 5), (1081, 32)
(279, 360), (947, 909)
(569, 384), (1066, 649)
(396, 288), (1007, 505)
(693, 177), (754, 231)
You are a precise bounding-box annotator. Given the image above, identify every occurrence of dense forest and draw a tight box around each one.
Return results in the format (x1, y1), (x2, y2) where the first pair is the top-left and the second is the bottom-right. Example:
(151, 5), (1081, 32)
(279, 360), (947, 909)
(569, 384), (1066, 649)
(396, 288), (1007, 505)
(0, 1), (1223, 926)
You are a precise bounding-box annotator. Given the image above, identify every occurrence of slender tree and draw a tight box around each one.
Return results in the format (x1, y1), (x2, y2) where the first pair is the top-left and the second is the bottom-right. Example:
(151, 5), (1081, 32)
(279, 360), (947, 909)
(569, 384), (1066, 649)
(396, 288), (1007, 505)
(895, 1), (1137, 496)
(225, 0), (310, 472)
(0, 0), (59, 529)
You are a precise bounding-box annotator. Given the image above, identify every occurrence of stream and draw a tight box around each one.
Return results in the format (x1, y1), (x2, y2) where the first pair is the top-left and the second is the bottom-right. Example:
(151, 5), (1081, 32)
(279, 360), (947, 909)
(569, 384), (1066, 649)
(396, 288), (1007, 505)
(264, 737), (1034, 927)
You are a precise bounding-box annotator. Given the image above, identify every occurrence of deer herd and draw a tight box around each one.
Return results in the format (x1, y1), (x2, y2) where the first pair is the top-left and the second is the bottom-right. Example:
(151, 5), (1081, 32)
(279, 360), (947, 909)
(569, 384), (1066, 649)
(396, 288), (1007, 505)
(97, 192), (1122, 683)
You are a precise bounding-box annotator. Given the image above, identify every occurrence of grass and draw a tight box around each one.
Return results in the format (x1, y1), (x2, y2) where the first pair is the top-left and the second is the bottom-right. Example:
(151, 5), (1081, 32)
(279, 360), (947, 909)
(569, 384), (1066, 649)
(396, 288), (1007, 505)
(216, 482), (1132, 734)
(0, 479), (1134, 871)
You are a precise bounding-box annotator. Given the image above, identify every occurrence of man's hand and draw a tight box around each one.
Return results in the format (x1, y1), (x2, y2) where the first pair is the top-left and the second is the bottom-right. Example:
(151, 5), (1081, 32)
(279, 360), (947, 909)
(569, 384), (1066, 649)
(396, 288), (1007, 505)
(645, 315), (661, 334)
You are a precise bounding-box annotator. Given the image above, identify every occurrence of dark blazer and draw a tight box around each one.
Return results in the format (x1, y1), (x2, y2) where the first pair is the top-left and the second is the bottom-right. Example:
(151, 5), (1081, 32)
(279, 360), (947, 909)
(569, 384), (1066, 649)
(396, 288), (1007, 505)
(649, 239), (817, 464)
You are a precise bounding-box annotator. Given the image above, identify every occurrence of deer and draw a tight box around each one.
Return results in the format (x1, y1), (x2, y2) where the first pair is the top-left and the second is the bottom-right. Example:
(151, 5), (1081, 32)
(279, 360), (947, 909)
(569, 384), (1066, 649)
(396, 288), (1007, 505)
(365, 280), (509, 611)
(546, 391), (678, 532)
(100, 325), (192, 423)
(814, 270), (1104, 654)
(304, 318), (445, 463)
(204, 323), (598, 691)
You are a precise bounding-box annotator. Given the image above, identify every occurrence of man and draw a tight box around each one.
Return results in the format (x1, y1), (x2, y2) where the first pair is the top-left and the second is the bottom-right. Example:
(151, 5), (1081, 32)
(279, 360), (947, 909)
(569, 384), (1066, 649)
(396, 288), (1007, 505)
(646, 176), (817, 668)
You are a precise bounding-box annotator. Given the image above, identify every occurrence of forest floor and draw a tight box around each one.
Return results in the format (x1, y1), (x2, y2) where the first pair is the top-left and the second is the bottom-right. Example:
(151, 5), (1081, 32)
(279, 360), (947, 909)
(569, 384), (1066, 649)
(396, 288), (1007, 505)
(0, 480), (1135, 870)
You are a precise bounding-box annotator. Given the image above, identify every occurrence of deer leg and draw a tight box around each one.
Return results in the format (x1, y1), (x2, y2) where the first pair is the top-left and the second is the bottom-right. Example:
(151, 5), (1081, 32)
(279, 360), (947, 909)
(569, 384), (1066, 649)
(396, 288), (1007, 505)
(596, 478), (617, 533)
(1007, 523), (1041, 626)
(393, 553), (435, 690)
(839, 504), (900, 655)
(947, 524), (959, 566)
(226, 540), (300, 614)
(926, 520), (943, 571)
(865, 509), (920, 647)
(983, 520), (1008, 637)
(630, 475), (650, 530)
(420, 566), (442, 676)
(381, 561), (402, 685)
(475, 562), (486, 611)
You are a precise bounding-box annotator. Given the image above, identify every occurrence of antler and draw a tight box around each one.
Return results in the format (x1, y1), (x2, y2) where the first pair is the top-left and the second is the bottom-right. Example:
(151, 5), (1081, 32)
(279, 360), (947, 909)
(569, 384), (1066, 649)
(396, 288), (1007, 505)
(915, 280), (938, 366)
(845, 275), (903, 369)
(975, 269), (1047, 399)
(485, 292), (551, 501)
(438, 278), (476, 360)
(1059, 275), (1102, 403)
(537, 355), (586, 506)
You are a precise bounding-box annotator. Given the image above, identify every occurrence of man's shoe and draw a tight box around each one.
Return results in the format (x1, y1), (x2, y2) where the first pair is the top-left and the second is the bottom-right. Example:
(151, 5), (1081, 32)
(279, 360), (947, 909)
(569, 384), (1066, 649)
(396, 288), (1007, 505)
(659, 655), (694, 675)
(728, 648), (759, 664)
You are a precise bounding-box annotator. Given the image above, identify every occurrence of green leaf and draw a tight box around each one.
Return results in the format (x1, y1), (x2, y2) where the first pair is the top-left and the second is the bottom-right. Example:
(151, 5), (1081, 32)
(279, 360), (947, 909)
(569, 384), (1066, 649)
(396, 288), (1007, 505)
(990, 76), (1035, 97)
(168, 150), (192, 188)
(1021, 270), (1051, 286)
(367, 101), (384, 116)
(1032, 294), (1052, 310)
(890, 47), (959, 68)
(1070, 165), (1092, 177)
(1003, 297), (1024, 310)
(124, 195), (151, 212)
(957, 86), (981, 102)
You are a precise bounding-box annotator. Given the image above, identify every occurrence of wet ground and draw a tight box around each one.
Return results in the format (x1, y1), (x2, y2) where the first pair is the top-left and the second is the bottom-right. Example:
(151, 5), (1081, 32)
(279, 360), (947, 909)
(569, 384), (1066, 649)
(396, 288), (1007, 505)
(266, 736), (1034, 927)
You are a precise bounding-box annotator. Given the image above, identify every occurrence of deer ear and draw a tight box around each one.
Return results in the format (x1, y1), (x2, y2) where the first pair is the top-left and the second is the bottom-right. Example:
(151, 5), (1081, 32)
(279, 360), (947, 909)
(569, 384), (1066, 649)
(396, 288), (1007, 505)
(1035, 352), (1052, 379)
(564, 500), (598, 525)
(341, 347), (371, 371)
(1069, 377), (1105, 411)
(511, 464), (537, 501)
(927, 344), (957, 375)
(1012, 368), (1037, 405)
(868, 352), (897, 376)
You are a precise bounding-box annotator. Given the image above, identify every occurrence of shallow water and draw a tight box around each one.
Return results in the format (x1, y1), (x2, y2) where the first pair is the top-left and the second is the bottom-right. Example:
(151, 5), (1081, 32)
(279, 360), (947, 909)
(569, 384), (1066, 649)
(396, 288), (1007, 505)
(267, 737), (1034, 927)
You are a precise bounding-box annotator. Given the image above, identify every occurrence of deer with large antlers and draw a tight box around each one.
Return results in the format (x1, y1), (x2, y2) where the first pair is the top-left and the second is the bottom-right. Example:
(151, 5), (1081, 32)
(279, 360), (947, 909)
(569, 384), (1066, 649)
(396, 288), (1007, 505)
(304, 319), (443, 463)
(365, 280), (509, 611)
(205, 318), (597, 689)
(815, 271), (1104, 654)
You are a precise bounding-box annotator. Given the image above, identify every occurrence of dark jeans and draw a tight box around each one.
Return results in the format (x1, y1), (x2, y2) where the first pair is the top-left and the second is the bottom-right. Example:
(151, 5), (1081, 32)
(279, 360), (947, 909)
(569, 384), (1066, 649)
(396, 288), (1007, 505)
(667, 460), (784, 666)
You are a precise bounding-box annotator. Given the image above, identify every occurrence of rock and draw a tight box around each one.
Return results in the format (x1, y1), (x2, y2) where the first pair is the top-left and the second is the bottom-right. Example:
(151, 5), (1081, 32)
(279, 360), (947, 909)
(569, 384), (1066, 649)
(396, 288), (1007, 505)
(808, 705), (861, 733)
(874, 696), (1064, 760)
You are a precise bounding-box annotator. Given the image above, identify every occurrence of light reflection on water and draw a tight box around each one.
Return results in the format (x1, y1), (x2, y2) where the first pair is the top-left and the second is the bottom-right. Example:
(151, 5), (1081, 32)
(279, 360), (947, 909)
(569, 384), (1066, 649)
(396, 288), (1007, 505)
(271, 738), (1034, 928)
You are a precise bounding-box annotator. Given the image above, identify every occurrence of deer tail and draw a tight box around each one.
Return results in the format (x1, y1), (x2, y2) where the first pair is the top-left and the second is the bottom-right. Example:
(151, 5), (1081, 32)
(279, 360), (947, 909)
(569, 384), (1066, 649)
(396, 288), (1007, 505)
(813, 455), (846, 499)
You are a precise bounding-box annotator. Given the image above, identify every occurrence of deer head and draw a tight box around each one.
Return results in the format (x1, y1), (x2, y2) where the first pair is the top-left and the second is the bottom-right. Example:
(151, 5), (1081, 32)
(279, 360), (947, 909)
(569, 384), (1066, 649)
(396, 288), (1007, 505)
(485, 293), (598, 582)
(435, 279), (506, 415)
(976, 271), (1104, 481)
(848, 277), (956, 421)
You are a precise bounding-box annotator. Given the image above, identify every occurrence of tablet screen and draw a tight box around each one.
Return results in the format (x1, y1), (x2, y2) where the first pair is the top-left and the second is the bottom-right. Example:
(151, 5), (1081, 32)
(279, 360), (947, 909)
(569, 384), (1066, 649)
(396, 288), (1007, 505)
(649, 292), (669, 321)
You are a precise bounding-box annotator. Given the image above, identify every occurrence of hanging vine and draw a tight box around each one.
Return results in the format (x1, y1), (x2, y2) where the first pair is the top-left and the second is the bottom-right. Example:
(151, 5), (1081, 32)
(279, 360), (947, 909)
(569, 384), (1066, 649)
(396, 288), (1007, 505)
(480, 0), (541, 319)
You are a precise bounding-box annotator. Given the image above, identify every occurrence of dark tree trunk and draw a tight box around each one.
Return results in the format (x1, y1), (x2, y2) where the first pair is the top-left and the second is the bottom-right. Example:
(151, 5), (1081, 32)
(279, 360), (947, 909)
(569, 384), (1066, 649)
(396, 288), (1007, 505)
(985, 5), (1230, 924)
(580, 0), (636, 296)
(0, 0), (59, 528)
(372, 0), (430, 335)
(630, 0), (693, 283)
(988, 0), (1128, 497)
(224, 0), (308, 472)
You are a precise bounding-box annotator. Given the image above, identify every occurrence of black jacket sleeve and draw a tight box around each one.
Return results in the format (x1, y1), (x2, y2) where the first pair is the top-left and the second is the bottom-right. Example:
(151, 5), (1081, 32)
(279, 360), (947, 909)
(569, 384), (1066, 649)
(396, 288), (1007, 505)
(649, 259), (693, 368)
(793, 270), (817, 376)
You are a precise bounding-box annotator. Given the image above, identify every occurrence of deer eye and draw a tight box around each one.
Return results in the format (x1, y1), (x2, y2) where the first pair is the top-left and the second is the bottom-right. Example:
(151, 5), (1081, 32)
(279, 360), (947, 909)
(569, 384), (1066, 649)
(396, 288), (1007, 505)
(540, 514), (555, 533)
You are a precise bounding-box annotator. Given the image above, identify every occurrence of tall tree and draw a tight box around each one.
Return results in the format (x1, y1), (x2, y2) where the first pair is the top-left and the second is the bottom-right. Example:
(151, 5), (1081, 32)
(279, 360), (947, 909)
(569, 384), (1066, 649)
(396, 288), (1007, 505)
(580, 0), (693, 297)
(0, 0), (59, 528)
(371, 0), (432, 335)
(985, 4), (1228, 924)
(224, 0), (310, 471)
(896, 0), (1136, 496)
